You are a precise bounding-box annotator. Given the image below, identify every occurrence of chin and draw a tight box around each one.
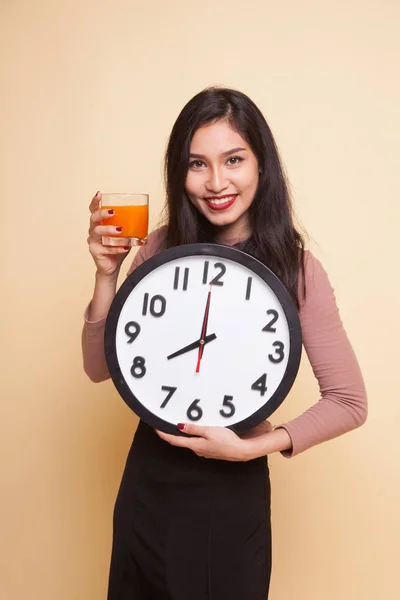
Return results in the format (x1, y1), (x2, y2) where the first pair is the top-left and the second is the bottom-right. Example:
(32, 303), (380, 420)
(206, 215), (235, 228)
(208, 208), (242, 225)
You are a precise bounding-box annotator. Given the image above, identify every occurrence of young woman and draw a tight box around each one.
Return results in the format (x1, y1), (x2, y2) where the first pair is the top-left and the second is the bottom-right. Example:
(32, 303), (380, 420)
(82, 87), (367, 600)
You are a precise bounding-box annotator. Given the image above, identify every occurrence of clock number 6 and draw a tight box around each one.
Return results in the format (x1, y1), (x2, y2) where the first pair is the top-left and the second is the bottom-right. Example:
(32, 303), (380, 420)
(187, 399), (203, 422)
(219, 395), (236, 418)
(131, 356), (146, 378)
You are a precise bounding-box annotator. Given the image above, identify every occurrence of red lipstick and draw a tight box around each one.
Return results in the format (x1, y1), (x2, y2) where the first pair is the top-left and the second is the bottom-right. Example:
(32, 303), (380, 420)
(203, 194), (238, 211)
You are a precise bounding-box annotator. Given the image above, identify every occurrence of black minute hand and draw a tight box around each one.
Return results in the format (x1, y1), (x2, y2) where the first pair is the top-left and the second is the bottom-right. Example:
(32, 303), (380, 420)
(167, 333), (217, 360)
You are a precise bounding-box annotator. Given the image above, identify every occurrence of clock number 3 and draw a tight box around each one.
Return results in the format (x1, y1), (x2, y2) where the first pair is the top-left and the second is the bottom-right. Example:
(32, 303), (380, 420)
(131, 356), (146, 378)
(269, 341), (285, 363)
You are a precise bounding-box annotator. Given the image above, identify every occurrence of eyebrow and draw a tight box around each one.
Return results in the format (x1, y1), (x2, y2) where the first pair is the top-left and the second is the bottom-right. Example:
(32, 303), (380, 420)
(189, 147), (247, 159)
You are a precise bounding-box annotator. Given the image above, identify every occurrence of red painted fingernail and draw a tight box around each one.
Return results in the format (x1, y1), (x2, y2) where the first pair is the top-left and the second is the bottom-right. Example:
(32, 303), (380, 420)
(95, 190), (100, 197)
(116, 227), (123, 232)
(108, 209), (114, 215)
(124, 246), (130, 250)
(177, 423), (185, 431)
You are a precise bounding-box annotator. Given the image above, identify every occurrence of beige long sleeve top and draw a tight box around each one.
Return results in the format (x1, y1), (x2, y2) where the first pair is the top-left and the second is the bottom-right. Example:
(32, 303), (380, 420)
(82, 229), (367, 458)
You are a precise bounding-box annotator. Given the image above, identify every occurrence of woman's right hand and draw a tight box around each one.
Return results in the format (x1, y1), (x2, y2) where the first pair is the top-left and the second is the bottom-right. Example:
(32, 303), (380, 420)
(87, 191), (131, 277)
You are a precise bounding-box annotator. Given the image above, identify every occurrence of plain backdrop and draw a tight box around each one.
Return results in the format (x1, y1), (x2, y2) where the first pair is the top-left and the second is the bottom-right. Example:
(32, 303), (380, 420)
(1, 1), (399, 598)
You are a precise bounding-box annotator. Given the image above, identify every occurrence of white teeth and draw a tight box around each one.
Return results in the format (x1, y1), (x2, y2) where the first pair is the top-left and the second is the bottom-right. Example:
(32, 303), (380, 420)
(206, 195), (236, 205)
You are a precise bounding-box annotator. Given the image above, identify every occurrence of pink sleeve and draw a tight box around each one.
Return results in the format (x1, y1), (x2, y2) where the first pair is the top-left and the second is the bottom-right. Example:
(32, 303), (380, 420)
(277, 251), (368, 457)
(81, 228), (166, 382)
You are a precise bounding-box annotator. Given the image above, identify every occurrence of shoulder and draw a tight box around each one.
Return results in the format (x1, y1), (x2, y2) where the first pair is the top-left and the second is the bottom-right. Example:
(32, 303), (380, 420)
(127, 225), (167, 276)
(144, 225), (168, 257)
(298, 249), (335, 310)
(303, 249), (327, 281)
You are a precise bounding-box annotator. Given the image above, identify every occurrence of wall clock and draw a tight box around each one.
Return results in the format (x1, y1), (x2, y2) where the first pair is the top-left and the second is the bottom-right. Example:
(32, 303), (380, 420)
(104, 244), (302, 434)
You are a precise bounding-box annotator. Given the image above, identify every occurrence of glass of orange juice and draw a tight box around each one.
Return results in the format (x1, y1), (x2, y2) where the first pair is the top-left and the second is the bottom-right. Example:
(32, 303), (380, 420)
(101, 193), (149, 247)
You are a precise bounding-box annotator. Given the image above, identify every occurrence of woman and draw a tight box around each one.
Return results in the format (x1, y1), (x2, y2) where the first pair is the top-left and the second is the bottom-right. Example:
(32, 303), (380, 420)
(82, 87), (367, 600)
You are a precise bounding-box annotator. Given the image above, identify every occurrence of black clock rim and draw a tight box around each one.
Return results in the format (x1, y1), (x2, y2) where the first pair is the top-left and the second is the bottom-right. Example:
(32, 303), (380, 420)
(104, 243), (302, 435)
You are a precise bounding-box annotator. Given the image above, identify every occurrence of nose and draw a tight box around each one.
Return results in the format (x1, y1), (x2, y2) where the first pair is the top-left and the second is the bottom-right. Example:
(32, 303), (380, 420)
(205, 166), (229, 194)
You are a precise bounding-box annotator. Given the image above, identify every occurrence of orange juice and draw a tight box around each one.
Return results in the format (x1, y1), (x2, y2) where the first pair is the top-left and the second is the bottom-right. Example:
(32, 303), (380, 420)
(102, 204), (148, 240)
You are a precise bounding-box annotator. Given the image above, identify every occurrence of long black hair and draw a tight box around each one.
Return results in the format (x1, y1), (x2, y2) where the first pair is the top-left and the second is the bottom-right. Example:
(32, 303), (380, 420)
(162, 87), (306, 307)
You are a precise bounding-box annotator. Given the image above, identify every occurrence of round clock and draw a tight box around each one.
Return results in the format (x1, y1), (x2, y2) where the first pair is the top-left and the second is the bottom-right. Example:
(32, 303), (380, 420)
(104, 244), (302, 435)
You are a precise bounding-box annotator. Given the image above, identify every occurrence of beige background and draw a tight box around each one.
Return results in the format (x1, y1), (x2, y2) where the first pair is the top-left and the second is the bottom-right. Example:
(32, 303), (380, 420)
(1, 0), (399, 598)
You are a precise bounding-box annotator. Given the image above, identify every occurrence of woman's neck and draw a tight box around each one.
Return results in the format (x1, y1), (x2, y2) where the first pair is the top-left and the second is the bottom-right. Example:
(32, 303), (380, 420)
(214, 221), (252, 246)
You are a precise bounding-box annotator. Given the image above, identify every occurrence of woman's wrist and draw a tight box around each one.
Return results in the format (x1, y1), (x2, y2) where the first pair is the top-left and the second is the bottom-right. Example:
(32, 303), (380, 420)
(243, 427), (293, 459)
(95, 269), (119, 283)
(88, 271), (119, 321)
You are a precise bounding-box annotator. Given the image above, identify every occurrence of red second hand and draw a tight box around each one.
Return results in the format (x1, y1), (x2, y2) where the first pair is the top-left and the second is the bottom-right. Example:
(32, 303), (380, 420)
(196, 283), (212, 373)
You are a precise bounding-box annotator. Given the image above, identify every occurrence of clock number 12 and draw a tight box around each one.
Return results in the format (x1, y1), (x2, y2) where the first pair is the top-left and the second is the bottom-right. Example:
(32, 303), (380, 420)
(203, 261), (226, 286)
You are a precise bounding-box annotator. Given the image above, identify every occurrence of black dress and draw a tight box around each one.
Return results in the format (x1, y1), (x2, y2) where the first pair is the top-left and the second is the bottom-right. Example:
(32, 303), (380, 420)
(107, 420), (271, 600)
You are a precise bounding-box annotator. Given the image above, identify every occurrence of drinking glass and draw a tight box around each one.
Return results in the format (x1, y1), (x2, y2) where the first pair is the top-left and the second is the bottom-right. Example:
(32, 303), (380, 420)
(101, 193), (149, 247)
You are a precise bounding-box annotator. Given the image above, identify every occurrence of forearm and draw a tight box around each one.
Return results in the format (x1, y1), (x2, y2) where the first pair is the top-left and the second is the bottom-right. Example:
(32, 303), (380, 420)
(82, 272), (120, 382)
(245, 427), (293, 459)
(88, 271), (119, 321)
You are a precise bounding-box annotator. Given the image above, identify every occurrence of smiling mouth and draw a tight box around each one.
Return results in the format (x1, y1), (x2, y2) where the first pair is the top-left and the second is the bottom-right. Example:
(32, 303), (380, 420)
(203, 194), (238, 211)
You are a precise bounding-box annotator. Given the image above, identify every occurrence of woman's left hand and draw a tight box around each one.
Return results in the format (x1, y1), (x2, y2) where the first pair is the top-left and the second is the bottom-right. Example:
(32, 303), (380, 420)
(155, 423), (256, 462)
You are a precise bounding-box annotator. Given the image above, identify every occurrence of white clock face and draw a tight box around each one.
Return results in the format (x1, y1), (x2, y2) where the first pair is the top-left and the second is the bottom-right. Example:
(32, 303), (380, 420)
(106, 245), (301, 433)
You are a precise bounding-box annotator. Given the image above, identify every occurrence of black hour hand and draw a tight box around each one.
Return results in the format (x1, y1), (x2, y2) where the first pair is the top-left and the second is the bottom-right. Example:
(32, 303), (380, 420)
(167, 333), (217, 360)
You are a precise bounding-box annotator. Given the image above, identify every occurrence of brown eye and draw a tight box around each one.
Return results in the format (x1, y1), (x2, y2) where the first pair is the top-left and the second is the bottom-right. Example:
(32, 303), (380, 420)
(227, 156), (243, 165)
(189, 160), (206, 169)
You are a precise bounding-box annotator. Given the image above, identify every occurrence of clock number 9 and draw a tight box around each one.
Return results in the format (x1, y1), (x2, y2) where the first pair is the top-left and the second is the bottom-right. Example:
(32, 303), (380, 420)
(131, 356), (146, 378)
(187, 399), (203, 422)
(124, 321), (141, 343)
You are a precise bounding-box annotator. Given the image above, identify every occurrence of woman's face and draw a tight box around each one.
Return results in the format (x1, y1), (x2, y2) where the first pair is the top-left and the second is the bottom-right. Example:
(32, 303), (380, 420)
(185, 120), (259, 240)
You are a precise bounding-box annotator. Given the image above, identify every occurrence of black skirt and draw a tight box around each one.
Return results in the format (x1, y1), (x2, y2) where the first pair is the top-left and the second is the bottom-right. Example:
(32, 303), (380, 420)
(107, 420), (271, 600)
